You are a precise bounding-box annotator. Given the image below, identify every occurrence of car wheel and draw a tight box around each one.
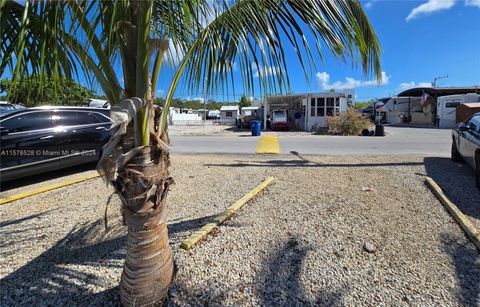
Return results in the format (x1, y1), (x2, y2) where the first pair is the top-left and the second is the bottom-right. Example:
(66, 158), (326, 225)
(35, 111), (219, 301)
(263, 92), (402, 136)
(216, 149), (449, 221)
(451, 139), (462, 162)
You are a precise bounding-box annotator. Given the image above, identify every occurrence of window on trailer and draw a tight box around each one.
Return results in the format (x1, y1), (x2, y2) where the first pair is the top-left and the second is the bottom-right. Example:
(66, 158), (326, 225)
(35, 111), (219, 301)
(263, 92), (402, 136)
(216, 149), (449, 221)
(318, 98), (325, 117)
(335, 98), (340, 115)
(226, 111), (233, 117)
(326, 97), (334, 116)
(310, 98), (316, 117)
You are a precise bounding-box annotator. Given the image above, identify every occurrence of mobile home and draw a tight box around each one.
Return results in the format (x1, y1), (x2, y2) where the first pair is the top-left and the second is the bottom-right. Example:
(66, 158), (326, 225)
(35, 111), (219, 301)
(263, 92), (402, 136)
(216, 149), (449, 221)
(266, 90), (355, 131)
(437, 93), (480, 128)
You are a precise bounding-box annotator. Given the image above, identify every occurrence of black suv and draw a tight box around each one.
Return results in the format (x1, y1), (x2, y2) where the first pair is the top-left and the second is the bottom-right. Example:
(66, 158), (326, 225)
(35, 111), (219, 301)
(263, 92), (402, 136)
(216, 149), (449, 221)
(0, 107), (112, 182)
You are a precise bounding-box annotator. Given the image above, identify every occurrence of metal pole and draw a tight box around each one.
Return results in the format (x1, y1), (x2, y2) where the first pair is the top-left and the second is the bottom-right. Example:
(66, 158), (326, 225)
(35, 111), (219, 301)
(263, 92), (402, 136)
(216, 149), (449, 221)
(263, 95), (267, 131)
(203, 92), (206, 135)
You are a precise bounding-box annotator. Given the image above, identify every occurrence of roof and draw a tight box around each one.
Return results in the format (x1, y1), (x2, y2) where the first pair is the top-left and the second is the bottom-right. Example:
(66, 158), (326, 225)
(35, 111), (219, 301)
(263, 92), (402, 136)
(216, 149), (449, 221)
(220, 105), (239, 111)
(397, 86), (480, 97)
(460, 103), (480, 107)
(241, 107), (260, 110)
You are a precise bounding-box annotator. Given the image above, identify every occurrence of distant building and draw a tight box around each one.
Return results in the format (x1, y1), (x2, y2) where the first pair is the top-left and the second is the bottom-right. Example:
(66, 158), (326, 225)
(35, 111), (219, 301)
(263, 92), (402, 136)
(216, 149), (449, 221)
(240, 106), (260, 116)
(390, 86), (480, 126)
(219, 105), (239, 125)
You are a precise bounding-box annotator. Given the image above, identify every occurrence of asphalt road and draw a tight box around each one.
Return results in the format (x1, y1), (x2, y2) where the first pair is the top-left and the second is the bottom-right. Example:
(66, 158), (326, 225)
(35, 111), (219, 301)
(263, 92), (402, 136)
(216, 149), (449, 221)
(170, 127), (451, 156)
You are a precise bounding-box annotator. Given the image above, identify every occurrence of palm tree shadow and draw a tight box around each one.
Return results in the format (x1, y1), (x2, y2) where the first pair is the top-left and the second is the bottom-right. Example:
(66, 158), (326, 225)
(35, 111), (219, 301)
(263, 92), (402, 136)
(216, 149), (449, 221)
(1, 219), (126, 306)
(207, 151), (424, 168)
(1, 214), (221, 306)
(255, 236), (343, 306)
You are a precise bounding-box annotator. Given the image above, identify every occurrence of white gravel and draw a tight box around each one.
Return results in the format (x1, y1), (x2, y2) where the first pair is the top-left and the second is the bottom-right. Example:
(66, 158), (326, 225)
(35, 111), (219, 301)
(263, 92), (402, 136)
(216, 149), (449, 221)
(0, 154), (479, 306)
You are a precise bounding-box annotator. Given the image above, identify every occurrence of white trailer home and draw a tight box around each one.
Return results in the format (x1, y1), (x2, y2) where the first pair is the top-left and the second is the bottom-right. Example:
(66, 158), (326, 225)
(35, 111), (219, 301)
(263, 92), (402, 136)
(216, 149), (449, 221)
(437, 93), (480, 128)
(265, 89), (354, 131)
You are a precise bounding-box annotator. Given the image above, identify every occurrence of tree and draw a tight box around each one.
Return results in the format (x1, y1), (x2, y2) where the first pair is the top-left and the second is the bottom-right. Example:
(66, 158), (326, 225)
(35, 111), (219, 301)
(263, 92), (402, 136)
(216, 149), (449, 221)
(238, 95), (251, 113)
(0, 77), (96, 106)
(1, 1), (381, 305)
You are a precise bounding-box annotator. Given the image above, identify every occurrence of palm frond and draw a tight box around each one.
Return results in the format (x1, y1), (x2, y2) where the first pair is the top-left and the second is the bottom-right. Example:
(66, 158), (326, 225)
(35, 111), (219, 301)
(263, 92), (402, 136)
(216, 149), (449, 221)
(158, 0), (381, 132)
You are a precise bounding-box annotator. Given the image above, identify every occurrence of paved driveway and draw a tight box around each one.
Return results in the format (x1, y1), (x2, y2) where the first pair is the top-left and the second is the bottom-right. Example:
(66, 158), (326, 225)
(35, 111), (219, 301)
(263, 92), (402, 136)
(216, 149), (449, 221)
(170, 127), (451, 156)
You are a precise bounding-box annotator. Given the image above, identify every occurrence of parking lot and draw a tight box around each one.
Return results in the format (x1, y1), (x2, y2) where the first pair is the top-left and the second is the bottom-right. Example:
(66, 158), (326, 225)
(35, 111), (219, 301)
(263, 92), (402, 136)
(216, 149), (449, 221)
(1, 151), (479, 306)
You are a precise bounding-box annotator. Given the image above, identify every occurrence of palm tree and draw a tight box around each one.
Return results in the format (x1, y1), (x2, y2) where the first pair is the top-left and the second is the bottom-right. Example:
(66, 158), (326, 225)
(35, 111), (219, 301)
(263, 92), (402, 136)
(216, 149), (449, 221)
(1, 0), (381, 305)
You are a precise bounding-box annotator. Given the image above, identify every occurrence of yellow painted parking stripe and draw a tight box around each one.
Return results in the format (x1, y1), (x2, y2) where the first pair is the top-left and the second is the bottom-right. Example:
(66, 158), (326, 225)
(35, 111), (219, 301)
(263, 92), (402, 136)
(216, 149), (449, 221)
(0, 174), (101, 205)
(255, 136), (280, 154)
(181, 177), (274, 250)
(425, 177), (480, 251)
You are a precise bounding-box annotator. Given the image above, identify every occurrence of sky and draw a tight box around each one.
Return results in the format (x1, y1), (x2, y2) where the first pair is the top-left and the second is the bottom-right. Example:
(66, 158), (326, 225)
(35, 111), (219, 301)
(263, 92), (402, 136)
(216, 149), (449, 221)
(2, 0), (479, 103)
(155, 0), (480, 102)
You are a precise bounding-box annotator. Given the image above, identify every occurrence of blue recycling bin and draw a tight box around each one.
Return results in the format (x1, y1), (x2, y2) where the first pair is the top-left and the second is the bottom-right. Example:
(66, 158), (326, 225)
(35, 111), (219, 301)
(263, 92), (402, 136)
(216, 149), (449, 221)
(251, 120), (262, 136)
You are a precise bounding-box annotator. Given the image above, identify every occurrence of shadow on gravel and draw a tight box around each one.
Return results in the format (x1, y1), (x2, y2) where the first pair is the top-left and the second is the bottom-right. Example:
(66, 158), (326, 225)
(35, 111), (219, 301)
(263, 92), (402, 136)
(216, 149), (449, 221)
(0, 162), (97, 192)
(1, 214), (221, 306)
(206, 150), (424, 169)
(424, 157), (480, 221)
(206, 160), (424, 168)
(0, 219), (126, 306)
(255, 236), (343, 306)
(441, 233), (480, 306)
(168, 214), (216, 236)
(0, 209), (57, 228)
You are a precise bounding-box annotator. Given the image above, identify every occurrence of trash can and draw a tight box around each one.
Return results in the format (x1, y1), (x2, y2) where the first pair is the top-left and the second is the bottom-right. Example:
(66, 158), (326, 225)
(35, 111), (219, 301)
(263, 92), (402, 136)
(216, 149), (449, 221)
(375, 124), (385, 136)
(251, 120), (262, 136)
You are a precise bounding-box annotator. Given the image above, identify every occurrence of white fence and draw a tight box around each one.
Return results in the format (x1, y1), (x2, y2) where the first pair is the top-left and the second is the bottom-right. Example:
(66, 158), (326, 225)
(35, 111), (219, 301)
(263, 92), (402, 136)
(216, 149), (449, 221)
(169, 113), (203, 126)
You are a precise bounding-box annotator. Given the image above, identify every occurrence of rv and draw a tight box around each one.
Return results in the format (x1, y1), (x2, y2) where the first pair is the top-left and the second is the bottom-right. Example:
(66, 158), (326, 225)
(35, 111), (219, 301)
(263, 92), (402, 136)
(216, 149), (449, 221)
(437, 93), (480, 128)
(271, 109), (288, 130)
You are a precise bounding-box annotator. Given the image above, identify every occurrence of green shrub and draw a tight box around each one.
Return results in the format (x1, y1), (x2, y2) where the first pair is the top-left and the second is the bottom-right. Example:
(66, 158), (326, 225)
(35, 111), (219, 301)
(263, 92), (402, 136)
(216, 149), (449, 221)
(327, 108), (372, 135)
(354, 101), (372, 109)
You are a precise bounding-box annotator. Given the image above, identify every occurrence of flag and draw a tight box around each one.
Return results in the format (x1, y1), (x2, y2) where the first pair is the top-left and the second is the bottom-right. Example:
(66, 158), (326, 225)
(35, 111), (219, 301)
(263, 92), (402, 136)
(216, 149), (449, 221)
(420, 91), (429, 105)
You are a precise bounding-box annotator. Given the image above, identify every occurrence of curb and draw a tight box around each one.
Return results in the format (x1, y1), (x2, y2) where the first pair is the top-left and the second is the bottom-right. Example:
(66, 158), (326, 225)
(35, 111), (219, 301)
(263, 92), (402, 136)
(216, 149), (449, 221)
(181, 177), (274, 250)
(425, 177), (480, 251)
(0, 174), (101, 205)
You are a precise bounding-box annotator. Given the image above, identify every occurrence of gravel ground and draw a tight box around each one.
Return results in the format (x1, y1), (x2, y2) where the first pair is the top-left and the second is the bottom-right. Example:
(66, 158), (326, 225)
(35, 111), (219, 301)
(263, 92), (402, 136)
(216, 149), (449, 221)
(168, 123), (246, 136)
(0, 154), (479, 306)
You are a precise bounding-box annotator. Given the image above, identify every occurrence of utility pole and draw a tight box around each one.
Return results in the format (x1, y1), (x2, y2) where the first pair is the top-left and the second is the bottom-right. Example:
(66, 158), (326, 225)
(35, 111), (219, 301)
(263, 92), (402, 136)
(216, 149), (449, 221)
(432, 74), (448, 88)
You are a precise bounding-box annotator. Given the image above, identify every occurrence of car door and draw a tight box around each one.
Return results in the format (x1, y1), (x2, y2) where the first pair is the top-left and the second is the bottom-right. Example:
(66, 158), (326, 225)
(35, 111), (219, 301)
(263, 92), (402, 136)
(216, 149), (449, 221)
(74, 110), (111, 160)
(0, 111), (55, 170)
(52, 110), (110, 163)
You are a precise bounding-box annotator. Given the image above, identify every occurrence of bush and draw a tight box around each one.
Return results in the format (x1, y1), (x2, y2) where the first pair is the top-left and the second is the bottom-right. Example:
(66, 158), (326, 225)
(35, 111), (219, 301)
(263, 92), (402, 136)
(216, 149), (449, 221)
(327, 108), (372, 135)
(354, 101), (372, 109)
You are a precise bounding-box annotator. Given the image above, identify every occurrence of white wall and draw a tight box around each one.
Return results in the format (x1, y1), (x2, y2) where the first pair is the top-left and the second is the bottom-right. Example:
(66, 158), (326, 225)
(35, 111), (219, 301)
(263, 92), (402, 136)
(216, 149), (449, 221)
(170, 113), (202, 125)
(220, 110), (238, 125)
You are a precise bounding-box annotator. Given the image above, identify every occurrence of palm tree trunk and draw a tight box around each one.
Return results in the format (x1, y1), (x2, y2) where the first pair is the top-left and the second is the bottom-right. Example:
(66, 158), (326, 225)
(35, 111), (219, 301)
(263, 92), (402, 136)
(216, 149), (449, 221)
(116, 122), (174, 306)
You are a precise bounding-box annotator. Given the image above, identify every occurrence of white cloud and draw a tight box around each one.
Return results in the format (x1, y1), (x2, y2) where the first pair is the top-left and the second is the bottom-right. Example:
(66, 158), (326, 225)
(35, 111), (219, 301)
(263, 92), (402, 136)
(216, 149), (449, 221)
(406, 0), (455, 21)
(252, 63), (279, 78)
(316, 71), (390, 90)
(465, 0), (480, 7)
(185, 96), (205, 103)
(156, 89), (165, 97)
(166, 39), (185, 66)
(364, 0), (379, 9)
(398, 82), (432, 90)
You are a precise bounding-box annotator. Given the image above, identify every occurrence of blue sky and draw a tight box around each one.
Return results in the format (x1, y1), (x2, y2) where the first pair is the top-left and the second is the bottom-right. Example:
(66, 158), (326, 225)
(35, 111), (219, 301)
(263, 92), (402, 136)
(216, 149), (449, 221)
(156, 0), (480, 102)
(2, 1), (479, 103)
